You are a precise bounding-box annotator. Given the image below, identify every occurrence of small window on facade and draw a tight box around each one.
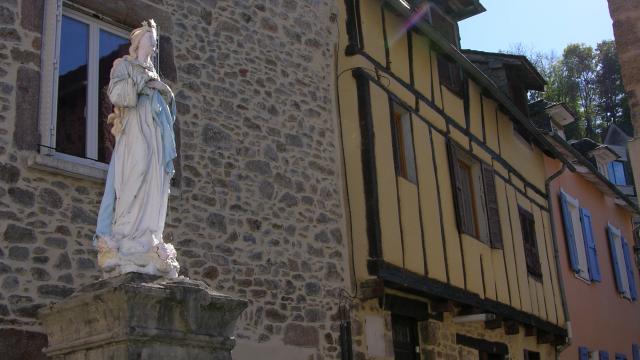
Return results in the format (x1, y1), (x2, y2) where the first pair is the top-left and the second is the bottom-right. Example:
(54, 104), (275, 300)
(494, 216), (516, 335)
(448, 141), (503, 248)
(519, 206), (542, 278)
(608, 161), (627, 186)
(437, 54), (464, 96)
(391, 315), (420, 360)
(55, 10), (130, 164)
(524, 350), (541, 360)
(391, 102), (417, 183)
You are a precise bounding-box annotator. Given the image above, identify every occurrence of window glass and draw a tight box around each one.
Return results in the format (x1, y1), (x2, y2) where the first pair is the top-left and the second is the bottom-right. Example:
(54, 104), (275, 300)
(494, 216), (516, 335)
(56, 15), (89, 158)
(98, 30), (128, 163)
(391, 104), (417, 183)
(519, 207), (541, 278)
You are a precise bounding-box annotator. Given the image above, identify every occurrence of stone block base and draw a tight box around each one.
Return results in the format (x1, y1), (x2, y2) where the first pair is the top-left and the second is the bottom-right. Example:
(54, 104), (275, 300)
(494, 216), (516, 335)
(38, 273), (247, 359)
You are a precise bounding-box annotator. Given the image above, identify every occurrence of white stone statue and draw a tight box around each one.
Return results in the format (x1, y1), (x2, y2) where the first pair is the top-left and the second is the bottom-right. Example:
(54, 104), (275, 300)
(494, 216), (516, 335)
(94, 19), (180, 278)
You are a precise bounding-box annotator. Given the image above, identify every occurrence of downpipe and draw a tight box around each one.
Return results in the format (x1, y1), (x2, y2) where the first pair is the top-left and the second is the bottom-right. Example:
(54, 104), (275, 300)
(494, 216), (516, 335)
(544, 164), (572, 358)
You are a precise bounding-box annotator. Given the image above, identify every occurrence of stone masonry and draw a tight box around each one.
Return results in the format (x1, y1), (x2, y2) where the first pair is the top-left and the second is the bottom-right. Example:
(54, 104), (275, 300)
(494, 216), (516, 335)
(608, 0), (640, 135)
(0, 0), (349, 359)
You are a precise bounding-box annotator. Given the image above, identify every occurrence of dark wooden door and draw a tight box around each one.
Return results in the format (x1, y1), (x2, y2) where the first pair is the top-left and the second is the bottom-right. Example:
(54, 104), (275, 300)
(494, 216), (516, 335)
(392, 315), (419, 360)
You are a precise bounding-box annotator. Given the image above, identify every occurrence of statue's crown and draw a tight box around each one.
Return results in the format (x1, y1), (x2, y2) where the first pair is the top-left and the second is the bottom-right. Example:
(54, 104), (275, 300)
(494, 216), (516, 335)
(141, 19), (157, 31)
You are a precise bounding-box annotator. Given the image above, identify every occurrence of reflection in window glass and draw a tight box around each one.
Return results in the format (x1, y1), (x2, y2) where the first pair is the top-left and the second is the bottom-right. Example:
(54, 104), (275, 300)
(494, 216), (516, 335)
(98, 30), (128, 163)
(56, 15), (88, 158)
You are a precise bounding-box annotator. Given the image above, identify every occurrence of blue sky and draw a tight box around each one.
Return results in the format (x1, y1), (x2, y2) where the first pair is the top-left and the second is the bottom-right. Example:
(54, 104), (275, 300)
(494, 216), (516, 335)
(459, 0), (614, 56)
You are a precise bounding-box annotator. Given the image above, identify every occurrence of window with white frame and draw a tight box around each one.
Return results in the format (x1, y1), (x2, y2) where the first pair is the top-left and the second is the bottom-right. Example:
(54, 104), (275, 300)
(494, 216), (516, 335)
(559, 190), (601, 282)
(38, 2), (134, 172)
(53, 9), (129, 164)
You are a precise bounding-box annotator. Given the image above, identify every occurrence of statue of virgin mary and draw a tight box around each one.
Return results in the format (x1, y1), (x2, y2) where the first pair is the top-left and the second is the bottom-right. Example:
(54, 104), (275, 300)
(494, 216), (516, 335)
(94, 19), (180, 278)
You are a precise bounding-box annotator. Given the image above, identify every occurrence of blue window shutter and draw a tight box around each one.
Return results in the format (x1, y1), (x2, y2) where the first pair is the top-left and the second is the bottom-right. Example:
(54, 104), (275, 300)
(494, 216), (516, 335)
(608, 225), (625, 293)
(580, 208), (601, 281)
(616, 353), (627, 360)
(580, 347), (590, 360)
(560, 193), (580, 273)
(601, 351), (610, 360)
(608, 162), (616, 183)
(622, 238), (638, 300)
(633, 344), (640, 360)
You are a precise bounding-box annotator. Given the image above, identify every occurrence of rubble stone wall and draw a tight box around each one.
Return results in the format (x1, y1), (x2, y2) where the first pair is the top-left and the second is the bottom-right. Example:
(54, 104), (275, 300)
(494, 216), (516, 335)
(608, 0), (640, 136)
(0, 0), (349, 359)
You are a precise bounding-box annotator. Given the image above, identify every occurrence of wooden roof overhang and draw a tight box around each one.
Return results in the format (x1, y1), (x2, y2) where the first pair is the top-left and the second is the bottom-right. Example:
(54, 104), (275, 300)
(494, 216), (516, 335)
(547, 133), (640, 214)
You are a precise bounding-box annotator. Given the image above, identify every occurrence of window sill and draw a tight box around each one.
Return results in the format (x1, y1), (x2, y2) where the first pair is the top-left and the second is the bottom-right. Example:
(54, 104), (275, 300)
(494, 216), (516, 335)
(28, 152), (107, 183)
(574, 273), (592, 285)
(28, 152), (182, 197)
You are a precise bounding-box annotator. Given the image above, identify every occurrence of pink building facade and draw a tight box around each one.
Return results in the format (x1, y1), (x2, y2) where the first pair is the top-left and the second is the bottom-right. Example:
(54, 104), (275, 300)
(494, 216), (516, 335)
(544, 139), (640, 360)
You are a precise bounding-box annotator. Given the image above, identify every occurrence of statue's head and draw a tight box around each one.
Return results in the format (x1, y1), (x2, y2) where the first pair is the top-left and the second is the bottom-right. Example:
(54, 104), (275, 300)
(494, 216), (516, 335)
(129, 19), (157, 60)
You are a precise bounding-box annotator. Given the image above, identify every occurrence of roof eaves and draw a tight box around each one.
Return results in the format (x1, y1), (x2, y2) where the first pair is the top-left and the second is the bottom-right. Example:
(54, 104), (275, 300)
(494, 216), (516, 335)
(549, 133), (640, 214)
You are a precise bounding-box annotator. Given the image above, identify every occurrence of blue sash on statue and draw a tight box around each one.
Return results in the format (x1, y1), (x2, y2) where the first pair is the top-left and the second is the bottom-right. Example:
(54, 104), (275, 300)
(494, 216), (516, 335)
(95, 90), (177, 240)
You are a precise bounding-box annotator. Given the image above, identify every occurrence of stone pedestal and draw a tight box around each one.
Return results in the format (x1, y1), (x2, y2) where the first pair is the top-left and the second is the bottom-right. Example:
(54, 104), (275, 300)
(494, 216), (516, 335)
(38, 273), (247, 360)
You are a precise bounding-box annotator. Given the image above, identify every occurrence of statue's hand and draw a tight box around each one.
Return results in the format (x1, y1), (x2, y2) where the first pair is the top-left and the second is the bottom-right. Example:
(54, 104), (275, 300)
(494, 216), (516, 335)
(147, 80), (173, 97)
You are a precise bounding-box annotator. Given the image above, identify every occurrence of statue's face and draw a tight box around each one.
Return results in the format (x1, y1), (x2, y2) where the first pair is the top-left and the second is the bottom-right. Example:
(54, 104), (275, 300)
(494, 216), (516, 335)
(138, 31), (157, 57)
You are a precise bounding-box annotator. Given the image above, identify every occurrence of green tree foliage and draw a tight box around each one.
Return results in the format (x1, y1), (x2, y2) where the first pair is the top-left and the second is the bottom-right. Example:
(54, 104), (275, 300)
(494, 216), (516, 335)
(503, 41), (631, 141)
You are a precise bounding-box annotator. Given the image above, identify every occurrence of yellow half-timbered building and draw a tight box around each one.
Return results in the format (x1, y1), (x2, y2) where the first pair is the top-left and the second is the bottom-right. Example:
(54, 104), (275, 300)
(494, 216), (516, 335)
(337, 1), (569, 359)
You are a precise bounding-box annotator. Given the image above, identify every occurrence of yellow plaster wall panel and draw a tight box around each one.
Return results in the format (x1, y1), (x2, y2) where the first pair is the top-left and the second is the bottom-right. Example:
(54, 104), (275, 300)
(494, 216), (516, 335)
(432, 131), (465, 287)
(491, 249), (511, 304)
(449, 127), (468, 150)
(492, 160), (508, 179)
(384, 8), (410, 84)
(387, 79), (415, 108)
(533, 206), (554, 322)
(498, 111), (547, 192)
(481, 250), (497, 301)
(482, 97), (500, 153)
(506, 185), (533, 313)
(360, 0), (386, 65)
(461, 234), (484, 296)
(338, 77), (370, 281)
(528, 278), (540, 318)
(397, 177), (425, 275)
(371, 85), (404, 267)
(469, 81), (483, 139)
(413, 122), (447, 282)
(511, 176), (526, 193)
(542, 213), (563, 325)
(471, 142), (492, 164)
(411, 33), (432, 100)
(495, 177), (521, 309)
(441, 87), (465, 127)
(526, 187), (547, 209)
(536, 281), (547, 321)
(419, 100), (446, 132)
(431, 51), (443, 109)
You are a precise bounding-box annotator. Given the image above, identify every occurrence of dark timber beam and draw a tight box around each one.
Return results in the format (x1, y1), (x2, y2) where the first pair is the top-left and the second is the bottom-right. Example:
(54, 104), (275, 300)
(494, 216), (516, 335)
(358, 279), (384, 301)
(503, 321), (520, 335)
(537, 331), (554, 345)
(524, 326), (537, 337)
(367, 259), (567, 339)
(485, 316), (502, 330)
(431, 299), (456, 314)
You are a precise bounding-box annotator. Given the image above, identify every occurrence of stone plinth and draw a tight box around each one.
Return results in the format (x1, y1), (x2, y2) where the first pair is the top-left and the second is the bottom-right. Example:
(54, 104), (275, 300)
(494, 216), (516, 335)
(38, 273), (247, 359)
